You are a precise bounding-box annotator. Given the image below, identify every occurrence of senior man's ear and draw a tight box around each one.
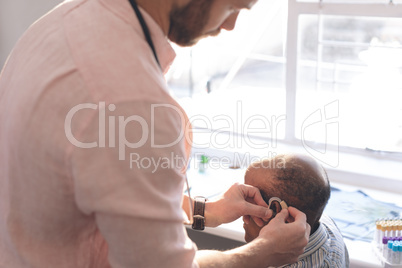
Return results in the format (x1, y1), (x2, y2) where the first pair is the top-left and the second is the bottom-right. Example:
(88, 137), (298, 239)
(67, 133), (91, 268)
(269, 200), (282, 218)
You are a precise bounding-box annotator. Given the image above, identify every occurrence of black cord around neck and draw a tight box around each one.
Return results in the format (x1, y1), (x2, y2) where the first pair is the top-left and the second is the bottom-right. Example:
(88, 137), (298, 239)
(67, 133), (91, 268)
(128, 0), (161, 68)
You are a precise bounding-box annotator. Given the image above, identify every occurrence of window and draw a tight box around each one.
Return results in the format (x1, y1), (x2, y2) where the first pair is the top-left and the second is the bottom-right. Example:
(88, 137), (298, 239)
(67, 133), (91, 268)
(167, 0), (288, 155)
(166, 0), (402, 185)
(288, 0), (402, 155)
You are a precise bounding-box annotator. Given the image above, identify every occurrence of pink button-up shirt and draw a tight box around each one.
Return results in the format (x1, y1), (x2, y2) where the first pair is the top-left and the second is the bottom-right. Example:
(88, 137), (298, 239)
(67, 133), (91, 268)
(0, 0), (197, 267)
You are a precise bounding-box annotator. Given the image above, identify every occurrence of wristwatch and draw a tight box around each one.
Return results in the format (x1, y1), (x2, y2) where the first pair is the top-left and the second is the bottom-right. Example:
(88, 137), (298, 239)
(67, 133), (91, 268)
(192, 196), (207, 230)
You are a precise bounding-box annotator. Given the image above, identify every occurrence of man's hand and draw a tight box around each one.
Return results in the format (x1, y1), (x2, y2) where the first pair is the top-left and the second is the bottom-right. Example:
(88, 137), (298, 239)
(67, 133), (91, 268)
(198, 182), (310, 267)
(257, 207), (311, 266)
(204, 183), (273, 227)
(196, 206), (310, 268)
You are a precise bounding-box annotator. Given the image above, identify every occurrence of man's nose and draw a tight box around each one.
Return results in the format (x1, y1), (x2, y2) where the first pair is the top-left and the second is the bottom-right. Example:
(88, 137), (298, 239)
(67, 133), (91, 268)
(220, 11), (240, 31)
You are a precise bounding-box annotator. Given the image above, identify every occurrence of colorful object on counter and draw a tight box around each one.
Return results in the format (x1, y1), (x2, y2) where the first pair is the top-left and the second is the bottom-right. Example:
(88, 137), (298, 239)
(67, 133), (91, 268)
(198, 155), (209, 173)
(373, 218), (402, 266)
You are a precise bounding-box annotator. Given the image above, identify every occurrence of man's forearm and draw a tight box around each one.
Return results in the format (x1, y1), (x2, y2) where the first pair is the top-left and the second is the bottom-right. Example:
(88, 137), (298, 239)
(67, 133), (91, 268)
(195, 238), (279, 268)
(182, 195), (221, 227)
(194, 205), (309, 267)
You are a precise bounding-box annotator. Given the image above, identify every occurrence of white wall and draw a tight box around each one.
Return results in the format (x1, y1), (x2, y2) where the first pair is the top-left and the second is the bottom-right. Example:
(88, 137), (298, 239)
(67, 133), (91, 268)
(0, 0), (63, 67)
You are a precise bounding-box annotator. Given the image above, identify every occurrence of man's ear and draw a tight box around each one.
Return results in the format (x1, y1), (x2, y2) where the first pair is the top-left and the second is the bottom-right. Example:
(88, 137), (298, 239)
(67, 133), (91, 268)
(269, 200), (282, 218)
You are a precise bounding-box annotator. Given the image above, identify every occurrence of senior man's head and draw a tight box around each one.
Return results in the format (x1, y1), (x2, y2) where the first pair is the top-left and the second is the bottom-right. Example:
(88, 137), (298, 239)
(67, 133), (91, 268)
(243, 154), (331, 243)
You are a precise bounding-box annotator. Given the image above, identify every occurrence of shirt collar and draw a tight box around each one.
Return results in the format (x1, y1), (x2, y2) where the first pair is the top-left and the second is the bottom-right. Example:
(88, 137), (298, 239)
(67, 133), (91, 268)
(99, 0), (176, 74)
(298, 222), (327, 259)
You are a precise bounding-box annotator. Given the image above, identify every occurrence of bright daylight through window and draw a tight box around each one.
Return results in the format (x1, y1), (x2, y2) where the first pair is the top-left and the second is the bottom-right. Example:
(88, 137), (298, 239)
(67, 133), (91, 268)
(166, 0), (402, 169)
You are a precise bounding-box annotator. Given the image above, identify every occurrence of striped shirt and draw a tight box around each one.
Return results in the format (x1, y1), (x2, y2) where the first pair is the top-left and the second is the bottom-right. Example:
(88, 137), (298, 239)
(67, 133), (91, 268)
(280, 214), (349, 268)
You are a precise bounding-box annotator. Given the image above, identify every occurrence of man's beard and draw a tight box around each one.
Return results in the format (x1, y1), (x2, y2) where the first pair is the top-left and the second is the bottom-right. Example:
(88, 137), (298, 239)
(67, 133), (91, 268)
(168, 0), (219, 47)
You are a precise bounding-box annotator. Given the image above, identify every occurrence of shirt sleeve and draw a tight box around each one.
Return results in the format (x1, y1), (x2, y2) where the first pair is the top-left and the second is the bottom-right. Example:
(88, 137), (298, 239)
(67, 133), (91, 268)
(69, 100), (198, 267)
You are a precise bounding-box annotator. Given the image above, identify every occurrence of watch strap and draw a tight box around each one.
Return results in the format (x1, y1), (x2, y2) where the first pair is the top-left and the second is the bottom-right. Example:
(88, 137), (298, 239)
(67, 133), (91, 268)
(192, 196), (207, 230)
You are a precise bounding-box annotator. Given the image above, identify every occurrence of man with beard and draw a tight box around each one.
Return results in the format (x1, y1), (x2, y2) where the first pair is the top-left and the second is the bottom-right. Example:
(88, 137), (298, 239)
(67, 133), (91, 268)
(0, 0), (310, 267)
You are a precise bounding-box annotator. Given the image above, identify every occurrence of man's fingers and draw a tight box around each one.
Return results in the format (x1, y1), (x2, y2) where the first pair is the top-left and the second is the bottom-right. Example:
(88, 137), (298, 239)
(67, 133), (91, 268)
(252, 216), (264, 227)
(241, 184), (268, 208)
(244, 201), (272, 219)
(286, 207), (310, 251)
(272, 208), (289, 223)
(305, 223), (311, 238)
(288, 207), (307, 223)
(243, 215), (250, 224)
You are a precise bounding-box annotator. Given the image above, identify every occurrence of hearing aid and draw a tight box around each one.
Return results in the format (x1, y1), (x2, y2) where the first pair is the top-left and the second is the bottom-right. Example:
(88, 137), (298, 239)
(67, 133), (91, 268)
(268, 197), (288, 214)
